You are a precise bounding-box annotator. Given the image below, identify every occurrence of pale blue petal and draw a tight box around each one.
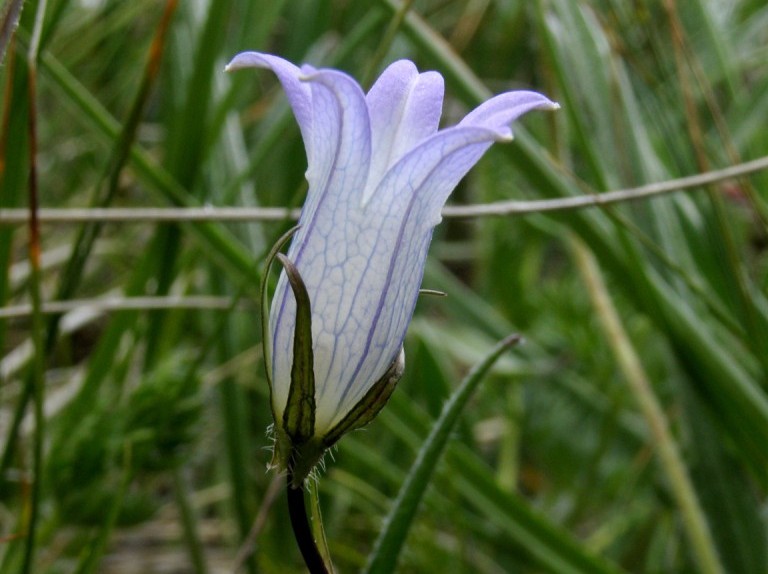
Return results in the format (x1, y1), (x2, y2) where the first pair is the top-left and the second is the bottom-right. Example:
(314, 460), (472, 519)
(225, 52), (315, 161)
(268, 69), (373, 430)
(364, 61), (444, 203)
(322, 126), (508, 424)
(323, 93), (558, 425)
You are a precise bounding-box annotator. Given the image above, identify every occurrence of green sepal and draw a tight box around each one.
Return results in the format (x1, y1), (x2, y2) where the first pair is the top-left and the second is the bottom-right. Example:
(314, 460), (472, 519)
(324, 348), (405, 447)
(275, 430), (327, 488)
(260, 225), (301, 392)
(273, 347), (405, 486)
(276, 253), (316, 446)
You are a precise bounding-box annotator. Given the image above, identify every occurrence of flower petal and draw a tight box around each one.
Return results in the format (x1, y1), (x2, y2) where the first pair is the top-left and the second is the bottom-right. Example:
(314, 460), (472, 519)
(324, 126), (509, 422)
(326, 93), (557, 422)
(269, 69), (373, 431)
(459, 90), (560, 135)
(225, 52), (315, 161)
(364, 61), (444, 203)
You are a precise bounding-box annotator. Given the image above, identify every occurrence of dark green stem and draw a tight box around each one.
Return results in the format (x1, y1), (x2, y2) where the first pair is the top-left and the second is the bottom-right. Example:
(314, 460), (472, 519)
(286, 477), (330, 574)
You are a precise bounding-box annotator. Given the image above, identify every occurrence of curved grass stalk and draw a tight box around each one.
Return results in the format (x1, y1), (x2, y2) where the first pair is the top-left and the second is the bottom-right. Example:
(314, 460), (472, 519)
(570, 236), (725, 574)
(364, 334), (521, 574)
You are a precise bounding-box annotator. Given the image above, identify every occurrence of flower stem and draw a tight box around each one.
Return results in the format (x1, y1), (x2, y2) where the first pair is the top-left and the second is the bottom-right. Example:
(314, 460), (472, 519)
(286, 477), (331, 574)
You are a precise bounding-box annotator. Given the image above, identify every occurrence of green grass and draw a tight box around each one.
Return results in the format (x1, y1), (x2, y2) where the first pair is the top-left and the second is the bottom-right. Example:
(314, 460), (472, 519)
(1, 0), (767, 572)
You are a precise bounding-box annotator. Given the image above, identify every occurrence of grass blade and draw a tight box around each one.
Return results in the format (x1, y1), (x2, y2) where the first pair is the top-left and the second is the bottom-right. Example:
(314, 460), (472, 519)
(364, 334), (520, 574)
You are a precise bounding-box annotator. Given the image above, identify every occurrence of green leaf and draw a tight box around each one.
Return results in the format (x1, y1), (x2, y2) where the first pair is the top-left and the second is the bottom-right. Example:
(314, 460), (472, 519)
(364, 334), (521, 574)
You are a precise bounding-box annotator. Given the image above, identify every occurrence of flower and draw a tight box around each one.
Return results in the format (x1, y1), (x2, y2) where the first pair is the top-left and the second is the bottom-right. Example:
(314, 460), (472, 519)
(227, 52), (557, 481)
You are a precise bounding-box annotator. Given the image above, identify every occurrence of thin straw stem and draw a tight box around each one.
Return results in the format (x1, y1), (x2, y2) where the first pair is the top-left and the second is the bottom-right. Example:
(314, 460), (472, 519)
(0, 295), (248, 319)
(0, 154), (765, 225)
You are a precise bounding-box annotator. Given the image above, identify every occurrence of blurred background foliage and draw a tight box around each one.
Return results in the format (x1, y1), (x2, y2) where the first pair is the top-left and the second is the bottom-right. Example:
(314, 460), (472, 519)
(1, 0), (767, 572)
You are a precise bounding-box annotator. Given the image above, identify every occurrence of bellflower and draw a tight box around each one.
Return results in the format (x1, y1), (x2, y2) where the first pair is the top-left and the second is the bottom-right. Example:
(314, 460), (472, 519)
(227, 52), (558, 482)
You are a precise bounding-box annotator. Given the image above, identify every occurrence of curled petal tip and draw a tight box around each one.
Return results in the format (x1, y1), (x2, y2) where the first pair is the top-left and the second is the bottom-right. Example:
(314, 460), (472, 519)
(225, 51), (268, 72)
(225, 53), (249, 71)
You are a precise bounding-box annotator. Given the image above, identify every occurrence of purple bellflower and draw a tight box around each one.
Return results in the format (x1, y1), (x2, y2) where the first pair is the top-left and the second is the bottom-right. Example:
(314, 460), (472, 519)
(226, 52), (558, 483)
